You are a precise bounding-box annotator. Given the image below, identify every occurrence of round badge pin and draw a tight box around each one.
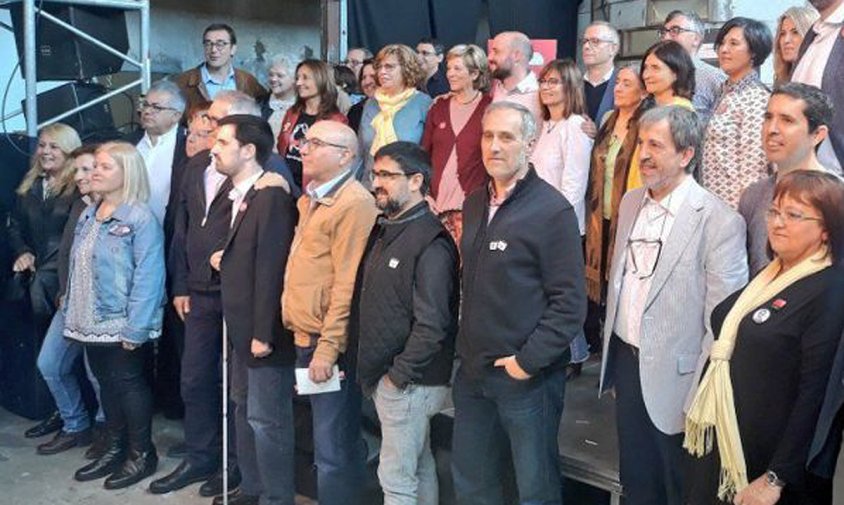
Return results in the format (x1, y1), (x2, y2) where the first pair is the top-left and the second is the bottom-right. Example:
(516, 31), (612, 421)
(752, 308), (771, 324)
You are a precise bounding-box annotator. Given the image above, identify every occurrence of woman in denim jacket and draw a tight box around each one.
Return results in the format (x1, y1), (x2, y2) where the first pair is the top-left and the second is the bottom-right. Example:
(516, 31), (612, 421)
(63, 141), (165, 490)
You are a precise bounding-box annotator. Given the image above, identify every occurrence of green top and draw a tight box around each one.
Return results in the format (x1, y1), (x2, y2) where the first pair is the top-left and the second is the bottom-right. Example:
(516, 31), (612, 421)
(603, 135), (624, 219)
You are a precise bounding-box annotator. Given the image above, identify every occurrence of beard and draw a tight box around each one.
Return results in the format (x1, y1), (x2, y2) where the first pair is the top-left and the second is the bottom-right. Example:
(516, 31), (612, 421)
(491, 64), (512, 81)
(375, 190), (403, 217)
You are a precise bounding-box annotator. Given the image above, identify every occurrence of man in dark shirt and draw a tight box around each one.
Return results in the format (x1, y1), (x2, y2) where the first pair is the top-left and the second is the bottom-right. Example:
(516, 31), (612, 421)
(417, 38), (450, 98)
(581, 21), (620, 123)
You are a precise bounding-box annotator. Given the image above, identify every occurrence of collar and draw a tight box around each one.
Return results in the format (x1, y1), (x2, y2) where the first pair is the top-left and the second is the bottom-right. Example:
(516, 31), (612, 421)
(269, 96), (294, 111)
(141, 124), (178, 148)
(724, 70), (762, 93)
(378, 200), (429, 226)
(85, 201), (133, 223)
(488, 166), (530, 206)
(228, 170), (264, 202)
(822, 1), (844, 25)
(644, 175), (693, 216)
(584, 66), (615, 86)
(307, 169), (352, 202)
(497, 71), (539, 94)
(200, 63), (235, 85)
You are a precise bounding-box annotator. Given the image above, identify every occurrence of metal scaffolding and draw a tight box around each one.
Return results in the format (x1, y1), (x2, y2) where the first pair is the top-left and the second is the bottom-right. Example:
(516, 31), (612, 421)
(0, 0), (150, 138)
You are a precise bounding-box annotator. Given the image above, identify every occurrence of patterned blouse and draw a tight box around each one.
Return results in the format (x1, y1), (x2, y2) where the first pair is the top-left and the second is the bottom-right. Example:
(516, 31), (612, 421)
(702, 72), (770, 209)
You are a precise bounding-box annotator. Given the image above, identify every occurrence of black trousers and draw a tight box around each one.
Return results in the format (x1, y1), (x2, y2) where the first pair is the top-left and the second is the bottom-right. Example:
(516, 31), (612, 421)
(86, 343), (154, 453)
(180, 291), (236, 469)
(611, 335), (687, 505)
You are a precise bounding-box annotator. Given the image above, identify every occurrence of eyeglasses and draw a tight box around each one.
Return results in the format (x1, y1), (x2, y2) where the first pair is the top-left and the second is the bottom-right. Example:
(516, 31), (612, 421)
(343, 59), (364, 66)
(766, 207), (823, 225)
(627, 237), (663, 279)
(300, 137), (348, 151)
(203, 40), (231, 51)
(657, 26), (698, 38)
(538, 78), (562, 87)
(375, 62), (399, 72)
(139, 101), (177, 113)
(580, 37), (615, 47)
(368, 170), (411, 182)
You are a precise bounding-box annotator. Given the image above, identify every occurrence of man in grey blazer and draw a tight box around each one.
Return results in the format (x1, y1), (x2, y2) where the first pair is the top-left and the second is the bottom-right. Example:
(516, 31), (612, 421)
(598, 105), (748, 505)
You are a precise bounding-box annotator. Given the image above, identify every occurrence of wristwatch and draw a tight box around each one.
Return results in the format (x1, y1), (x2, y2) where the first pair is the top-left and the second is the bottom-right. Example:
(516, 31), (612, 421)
(766, 470), (785, 488)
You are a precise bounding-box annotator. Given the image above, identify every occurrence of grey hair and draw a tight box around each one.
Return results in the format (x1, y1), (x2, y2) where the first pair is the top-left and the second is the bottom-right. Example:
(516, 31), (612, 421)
(217, 90), (261, 117)
(639, 105), (702, 174)
(347, 47), (373, 59)
(665, 10), (705, 36)
(586, 20), (620, 46)
(483, 101), (537, 143)
(267, 54), (291, 72)
(148, 79), (187, 113)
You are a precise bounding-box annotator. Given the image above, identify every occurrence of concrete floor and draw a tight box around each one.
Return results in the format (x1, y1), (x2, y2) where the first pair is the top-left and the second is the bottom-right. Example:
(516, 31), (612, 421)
(0, 408), (315, 505)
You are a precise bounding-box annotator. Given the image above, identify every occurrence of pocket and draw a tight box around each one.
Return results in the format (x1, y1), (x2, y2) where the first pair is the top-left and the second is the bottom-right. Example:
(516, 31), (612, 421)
(677, 353), (699, 375)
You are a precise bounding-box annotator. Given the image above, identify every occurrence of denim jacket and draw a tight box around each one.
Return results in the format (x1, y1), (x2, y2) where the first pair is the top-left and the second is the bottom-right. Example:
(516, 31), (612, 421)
(65, 202), (165, 345)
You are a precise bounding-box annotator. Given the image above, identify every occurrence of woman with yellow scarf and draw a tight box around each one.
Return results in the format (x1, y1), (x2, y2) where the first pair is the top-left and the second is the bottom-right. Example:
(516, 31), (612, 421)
(359, 44), (432, 187)
(684, 170), (844, 505)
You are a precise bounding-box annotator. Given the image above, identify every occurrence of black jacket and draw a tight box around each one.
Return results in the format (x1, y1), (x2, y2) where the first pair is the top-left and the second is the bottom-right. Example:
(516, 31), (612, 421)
(220, 174), (298, 368)
(459, 167), (587, 378)
(8, 179), (78, 272)
(57, 197), (88, 300)
(353, 202), (459, 395)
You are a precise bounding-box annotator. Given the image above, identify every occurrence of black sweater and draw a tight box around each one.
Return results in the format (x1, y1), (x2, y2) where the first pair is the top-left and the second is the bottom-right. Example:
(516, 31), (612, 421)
(459, 167), (587, 378)
(353, 202), (459, 395)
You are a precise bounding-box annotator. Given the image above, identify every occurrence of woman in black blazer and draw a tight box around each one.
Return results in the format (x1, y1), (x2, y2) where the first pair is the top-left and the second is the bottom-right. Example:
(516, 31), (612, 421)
(685, 171), (844, 505)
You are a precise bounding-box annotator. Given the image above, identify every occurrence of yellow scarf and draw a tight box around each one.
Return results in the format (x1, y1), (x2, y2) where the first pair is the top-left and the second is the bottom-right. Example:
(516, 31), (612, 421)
(370, 88), (416, 155)
(684, 248), (831, 500)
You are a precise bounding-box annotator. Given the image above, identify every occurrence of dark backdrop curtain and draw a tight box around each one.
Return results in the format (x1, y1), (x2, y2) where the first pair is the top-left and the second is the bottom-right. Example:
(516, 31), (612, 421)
(349, 0), (580, 59)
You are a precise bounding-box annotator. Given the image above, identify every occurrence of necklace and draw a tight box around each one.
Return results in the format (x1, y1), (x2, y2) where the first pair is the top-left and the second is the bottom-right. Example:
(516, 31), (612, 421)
(545, 119), (560, 134)
(456, 90), (480, 105)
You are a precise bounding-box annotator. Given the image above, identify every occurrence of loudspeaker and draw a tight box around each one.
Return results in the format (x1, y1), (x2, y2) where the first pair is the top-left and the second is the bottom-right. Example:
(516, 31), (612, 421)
(24, 82), (116, 139)
(9, 4), (128, 81)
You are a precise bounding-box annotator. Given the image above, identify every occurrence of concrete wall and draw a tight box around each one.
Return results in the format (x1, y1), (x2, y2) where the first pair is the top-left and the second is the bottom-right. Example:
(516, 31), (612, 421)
(0, 0), (321, 133)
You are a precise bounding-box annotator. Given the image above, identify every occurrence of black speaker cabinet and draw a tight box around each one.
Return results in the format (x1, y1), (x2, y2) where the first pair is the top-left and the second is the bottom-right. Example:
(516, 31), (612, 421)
(9, 4), (129, 81)
(23, 82), (116, 139)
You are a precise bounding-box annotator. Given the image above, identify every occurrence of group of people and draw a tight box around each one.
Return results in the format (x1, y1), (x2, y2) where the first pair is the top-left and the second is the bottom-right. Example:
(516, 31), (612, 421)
(8, 0), (844, 504)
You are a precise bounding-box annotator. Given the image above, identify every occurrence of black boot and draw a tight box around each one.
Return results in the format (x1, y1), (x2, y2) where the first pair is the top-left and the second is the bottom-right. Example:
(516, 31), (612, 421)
(74, 433), (126, 482)
(85, 423), (109, 460)
(104, 447), (158, 490)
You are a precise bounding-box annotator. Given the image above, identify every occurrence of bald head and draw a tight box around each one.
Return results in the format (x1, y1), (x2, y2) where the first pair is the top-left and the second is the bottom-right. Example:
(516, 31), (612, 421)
(490, 31), (533, 82)
(302, 120), (359, 184)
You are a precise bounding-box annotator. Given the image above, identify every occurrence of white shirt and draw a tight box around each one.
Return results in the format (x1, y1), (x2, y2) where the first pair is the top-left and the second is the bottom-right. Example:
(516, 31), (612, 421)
(136, 125), (178, 225)
(491, 71), (543, 125)
(203, 157), (228, 214)
(791, 2), (844, 173)
(228, 170), (264, 227)
(583, 65), (614, 87)
(613, 176), (693, 348)
(530, 115), (593, 234)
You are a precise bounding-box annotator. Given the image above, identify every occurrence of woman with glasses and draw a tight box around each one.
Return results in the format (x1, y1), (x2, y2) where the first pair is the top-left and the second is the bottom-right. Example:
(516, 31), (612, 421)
(421, 44), (491, 244)
(685, 170), (844, 505)
(584, 65), (650, 352)
(360, 44), (432, 187)
(702, 17), (773, 209)
(66, 142), (165, 490)
(276, 59), (348, 189)
(773, 7), (819, 86)
(530, 58), (593, 377)
(640, 40), (696, 110)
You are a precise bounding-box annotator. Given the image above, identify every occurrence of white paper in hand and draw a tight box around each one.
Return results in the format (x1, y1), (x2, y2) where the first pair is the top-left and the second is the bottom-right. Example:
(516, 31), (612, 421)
(295, 366), (341, 395)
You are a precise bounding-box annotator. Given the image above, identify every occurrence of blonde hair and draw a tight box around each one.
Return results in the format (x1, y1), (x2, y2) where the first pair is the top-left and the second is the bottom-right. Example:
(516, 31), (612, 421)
(96, 142), (150, 204)
(773, 6), (819, 85)
(446, 44), (491, 92)
(376, 44), (427, 89)
(17, 123), (81, 197)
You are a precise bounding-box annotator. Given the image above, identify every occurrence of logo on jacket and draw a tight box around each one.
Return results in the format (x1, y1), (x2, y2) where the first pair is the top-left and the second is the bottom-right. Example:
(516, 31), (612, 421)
(107, 224), (132, 236)
(489, 240), (508, 251)
(388, 258), (400, 269)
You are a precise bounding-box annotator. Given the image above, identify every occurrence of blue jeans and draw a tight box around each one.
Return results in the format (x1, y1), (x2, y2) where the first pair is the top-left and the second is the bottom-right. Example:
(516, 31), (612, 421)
(373, 377), (449, 505)
(36, 310), (103, 432)
(451, 365), (566, 505)
(569, 331), (590, 364)
(296, 345), (367, 505)
(231, 351), (295, 505)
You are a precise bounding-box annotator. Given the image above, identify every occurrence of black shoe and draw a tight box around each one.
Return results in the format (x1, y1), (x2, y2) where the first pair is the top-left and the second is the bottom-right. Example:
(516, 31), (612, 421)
(166, 441), (188, 459)
(104, 448), (158, 490)
(74, 437), (126, 482)
(211, 489), (258, 505)
(566, 362), (583, 381)
(85, 424), (109, 460)
(24, 411), (63, 439)
(200, 467), (242, 497)
(148, 460), (216, 494)
(37, 428), (92, 455)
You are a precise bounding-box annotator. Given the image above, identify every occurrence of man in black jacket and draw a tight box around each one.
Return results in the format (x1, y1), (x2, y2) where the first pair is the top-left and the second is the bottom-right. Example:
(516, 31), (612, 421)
(353, 141), (458, 503)
(452, 101), (587, 504)
(213, 115), (297, 505)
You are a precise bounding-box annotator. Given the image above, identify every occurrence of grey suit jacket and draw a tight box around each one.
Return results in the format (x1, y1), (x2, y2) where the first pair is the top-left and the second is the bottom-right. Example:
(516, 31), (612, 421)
(599, 179), (748, 435)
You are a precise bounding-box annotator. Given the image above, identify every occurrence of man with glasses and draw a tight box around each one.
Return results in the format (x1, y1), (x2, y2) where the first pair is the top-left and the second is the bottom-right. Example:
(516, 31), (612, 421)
(282, 120), (377, 505)
(343, 47), (372, 82)
(739, 83), (834, 276)
(581, 21), (620, 123)
(176, 23), (267, 114)
(659, 10), (726, 123)
(416, 38), (449, 98)
(453, 101), (586, 504)
(353, 141), (458, 505)
(599, 105), (747, 505)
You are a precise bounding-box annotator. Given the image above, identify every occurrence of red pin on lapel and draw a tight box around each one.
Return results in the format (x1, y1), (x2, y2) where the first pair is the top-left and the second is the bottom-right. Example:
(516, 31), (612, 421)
(239, 202), (248, 213)
(772, 298), (787, 311)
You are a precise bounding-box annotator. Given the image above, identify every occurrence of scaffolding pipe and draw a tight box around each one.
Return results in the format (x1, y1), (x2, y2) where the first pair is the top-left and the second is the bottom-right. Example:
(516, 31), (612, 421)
(38, 78), (141, 128)
(140, 0), (149, 91)
(0, 0), (147, 9)
(23, 0), (37, 137)
(36, 7), (143, 68)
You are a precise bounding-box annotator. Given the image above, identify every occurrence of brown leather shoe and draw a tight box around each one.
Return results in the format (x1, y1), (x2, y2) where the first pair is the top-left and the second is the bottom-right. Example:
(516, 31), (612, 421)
(37, 428), (91, 455)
